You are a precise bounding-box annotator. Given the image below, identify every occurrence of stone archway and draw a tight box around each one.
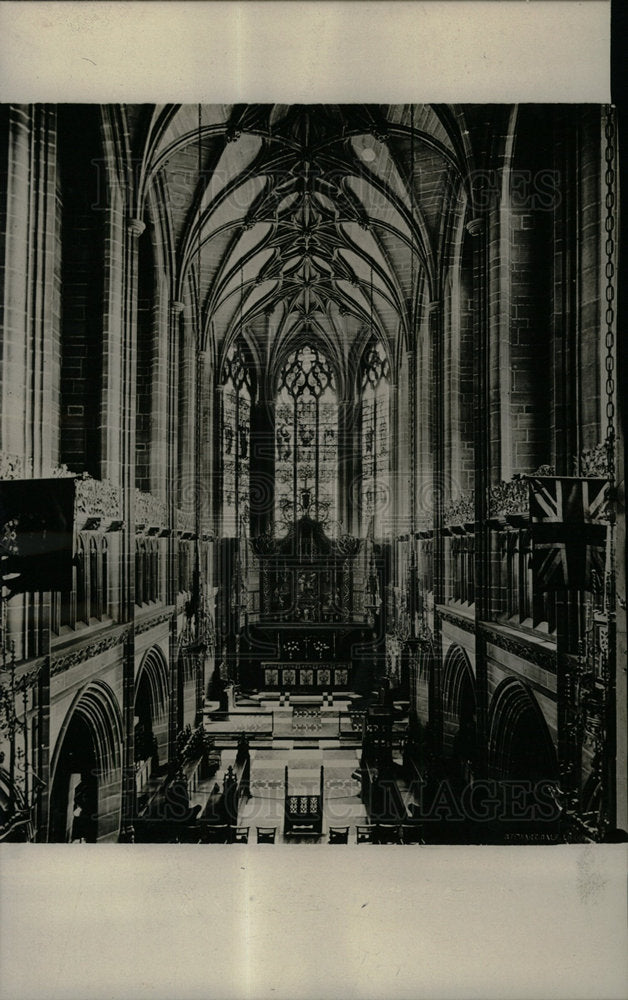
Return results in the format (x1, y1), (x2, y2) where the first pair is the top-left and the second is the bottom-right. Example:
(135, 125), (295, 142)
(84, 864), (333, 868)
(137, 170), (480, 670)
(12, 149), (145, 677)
(442, 645), (477, 777)
(49, 681), (123, 843)
(134, 646), (170, 772)
(487, 678), (560, 840)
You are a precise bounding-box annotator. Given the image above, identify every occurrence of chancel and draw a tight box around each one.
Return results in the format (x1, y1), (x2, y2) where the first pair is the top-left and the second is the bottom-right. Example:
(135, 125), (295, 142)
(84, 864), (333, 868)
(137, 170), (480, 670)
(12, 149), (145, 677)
(0, 103), (625, 845)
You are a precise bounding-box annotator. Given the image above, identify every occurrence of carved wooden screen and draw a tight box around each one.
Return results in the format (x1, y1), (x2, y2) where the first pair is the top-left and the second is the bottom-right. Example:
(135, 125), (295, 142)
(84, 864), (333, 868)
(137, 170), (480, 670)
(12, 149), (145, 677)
(252, 519), (364, 625)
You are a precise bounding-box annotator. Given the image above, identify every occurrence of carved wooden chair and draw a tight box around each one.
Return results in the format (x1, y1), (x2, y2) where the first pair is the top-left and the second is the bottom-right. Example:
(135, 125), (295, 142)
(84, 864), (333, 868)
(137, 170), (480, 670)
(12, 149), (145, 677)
(401, 823), (425, 845)
(202, 823), (230, 844)
(256, 826), (277, 844)
(328, 826), (349, 844)
(374, 823), (402, 845)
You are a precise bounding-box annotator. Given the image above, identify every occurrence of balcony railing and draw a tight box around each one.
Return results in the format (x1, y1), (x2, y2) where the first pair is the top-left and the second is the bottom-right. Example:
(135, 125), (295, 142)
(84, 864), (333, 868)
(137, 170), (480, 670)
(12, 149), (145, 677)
(441, 479), (556, 633)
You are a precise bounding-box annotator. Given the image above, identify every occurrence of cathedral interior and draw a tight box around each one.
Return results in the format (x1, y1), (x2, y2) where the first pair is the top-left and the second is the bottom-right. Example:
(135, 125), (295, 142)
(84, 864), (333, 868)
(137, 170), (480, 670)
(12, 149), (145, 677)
(0, 102), (625, 845)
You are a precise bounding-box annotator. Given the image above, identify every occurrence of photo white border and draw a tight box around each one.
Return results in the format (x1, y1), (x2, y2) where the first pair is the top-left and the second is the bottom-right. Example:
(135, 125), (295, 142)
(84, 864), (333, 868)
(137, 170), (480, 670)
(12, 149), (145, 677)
(0, 1), (611, 104)
(0, 3), (624, 1000)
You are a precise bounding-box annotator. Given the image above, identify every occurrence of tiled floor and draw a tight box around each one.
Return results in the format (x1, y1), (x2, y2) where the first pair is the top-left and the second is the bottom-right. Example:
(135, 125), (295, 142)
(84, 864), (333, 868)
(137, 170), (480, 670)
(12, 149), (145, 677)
(237, 746), (367, 843)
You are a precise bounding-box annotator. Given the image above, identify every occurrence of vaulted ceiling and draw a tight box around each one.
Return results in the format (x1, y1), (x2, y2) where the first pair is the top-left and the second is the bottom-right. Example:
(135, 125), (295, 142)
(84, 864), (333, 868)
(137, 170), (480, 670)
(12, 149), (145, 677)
(129, 104), (483, 385)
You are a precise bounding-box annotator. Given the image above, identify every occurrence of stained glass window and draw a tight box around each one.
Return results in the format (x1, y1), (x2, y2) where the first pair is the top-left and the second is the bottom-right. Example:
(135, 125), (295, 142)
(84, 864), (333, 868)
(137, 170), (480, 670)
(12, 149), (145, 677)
(361, 339), (390, 535)
(275, 344), (338, 525)
(222, 342), (251, 536)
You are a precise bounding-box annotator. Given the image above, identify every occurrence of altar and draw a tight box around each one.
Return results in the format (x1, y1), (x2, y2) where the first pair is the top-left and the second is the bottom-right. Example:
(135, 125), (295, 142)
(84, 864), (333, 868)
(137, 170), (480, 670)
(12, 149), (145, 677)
(261, 662), (350, 691)
(234, 514), (382, 694)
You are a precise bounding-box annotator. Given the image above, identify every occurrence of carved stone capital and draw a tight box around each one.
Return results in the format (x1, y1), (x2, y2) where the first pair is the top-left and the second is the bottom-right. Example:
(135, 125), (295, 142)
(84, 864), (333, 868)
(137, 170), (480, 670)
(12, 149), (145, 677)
(465, 217), (483, 237)
(127, 218), (146, 238)
(171, 300), (185, 315)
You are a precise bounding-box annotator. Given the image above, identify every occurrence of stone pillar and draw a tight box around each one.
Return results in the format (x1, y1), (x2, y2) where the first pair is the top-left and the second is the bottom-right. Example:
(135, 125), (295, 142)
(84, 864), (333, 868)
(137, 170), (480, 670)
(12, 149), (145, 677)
(168, 300), (183, 760)
(148, 273), (171, 498)
(468, 215), (490, 776)
(199, 355), (214, 531)
(0, 105), (60, 470)
(428, 301), (445, 750)
(195, 347), (210, 724)
(388, 377), (398, 542)
(178, 312), (196, 522)
(119, 216), (144, 840)
(99, 190), (126, 486)
(250, 394), (275, 537)
(214, 384), (225, 534)
(338, 396), (357, 535)
(214, 384), (226, 673)
(408, 349), (417, 534)
(407, 349), (417, 637)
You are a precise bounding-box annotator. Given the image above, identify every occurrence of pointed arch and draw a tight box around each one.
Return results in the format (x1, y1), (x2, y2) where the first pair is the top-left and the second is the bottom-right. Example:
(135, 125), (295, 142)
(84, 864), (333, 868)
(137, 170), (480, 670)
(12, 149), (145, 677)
(51, 680), (124, 784)
(488, 677), (558, 782)
(49, 680), (124, 842)
(135, 646), (170, 722)
(442, 645), (477, 759)
(442, 645), (476, 719)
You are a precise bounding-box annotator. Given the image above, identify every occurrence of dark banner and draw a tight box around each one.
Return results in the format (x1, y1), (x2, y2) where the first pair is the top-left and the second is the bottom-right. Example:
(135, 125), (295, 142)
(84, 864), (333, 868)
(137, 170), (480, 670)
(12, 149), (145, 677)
(529, 476), (608, 591)
(0, 478), (76, 594)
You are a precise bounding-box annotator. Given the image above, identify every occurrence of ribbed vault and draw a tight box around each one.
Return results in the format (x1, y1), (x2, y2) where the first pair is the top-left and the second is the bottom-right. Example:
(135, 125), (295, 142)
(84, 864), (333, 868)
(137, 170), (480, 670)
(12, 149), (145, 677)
(124, 104), (491, 384)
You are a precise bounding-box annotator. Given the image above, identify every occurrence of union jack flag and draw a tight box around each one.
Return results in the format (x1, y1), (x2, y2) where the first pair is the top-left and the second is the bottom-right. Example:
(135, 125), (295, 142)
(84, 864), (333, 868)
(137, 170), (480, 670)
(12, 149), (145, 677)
(529, 477), (608, 591)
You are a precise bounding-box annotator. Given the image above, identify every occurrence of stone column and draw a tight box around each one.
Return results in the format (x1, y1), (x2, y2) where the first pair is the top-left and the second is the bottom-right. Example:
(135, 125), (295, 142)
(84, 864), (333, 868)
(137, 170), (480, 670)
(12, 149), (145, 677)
(333, 392), (351, 535)
(468, 215), (490, 776)
(194, 347), (208, 724)
(148, 274), (171, 498)
(388, 376), (398, 541)
(249, 393), (275, 537)
(407, 349), (417, 637)
(119, 216), (144, 840)
(0, 105), (60, 471)
(178, 311), (196, 522)
(167, 301), (184, 759)
(214, 384), (226, 674)
(428, 300), (445, 751)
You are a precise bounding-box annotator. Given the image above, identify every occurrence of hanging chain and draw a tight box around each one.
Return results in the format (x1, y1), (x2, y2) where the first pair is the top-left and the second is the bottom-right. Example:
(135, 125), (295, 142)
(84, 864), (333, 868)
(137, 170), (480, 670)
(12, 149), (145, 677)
(604, 107), (616, 494)
(409, 104), (417, 537)
(599, 105), (617, 839)
(603, 107), (617, 622)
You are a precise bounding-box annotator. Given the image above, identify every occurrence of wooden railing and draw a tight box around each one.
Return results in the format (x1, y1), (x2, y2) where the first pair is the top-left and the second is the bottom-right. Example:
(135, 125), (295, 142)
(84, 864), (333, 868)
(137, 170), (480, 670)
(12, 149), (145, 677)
(203, 711), (275, 736)
(496, 527), (556, 633)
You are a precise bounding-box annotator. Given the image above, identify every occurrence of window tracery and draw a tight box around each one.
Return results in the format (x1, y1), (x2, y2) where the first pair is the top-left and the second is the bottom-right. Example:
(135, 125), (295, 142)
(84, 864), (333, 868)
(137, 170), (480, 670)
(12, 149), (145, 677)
(361, 339), (390, 535)
(222, 341), (251, 536)
(275, 344), (338, 525)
